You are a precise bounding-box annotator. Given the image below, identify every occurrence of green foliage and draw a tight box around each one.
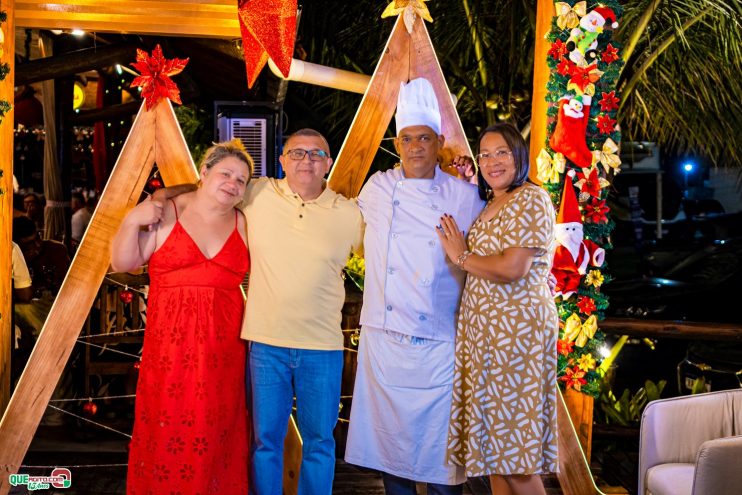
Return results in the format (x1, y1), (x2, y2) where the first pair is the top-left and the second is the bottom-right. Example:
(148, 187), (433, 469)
(174, 104), (212, 166)
(597, 378), (666, 425)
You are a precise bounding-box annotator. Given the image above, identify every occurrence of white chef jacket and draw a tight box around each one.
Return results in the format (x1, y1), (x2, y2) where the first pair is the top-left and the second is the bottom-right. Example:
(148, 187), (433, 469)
(357, 165), (484, 342)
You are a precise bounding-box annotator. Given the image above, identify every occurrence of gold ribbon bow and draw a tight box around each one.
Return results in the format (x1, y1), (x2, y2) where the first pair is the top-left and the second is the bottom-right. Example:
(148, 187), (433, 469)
(536, 148), (566, 184)
(563, 313), (598, 348)
(555, 1), (586, 30)
(591, 138), (622, 175)
(382, 0), (433, 33)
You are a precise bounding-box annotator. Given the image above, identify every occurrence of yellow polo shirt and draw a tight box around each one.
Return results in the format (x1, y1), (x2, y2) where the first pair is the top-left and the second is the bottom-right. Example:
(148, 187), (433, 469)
(240, 178), (364, 350)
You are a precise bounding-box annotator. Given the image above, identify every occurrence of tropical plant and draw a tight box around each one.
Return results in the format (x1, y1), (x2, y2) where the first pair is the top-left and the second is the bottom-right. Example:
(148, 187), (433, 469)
(294, 0), (741, 166)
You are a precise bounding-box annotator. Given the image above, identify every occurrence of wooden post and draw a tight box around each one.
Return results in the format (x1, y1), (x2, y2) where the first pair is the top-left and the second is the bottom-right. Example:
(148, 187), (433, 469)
(0, 0), (15, 417)
(529, 0), (554, 182)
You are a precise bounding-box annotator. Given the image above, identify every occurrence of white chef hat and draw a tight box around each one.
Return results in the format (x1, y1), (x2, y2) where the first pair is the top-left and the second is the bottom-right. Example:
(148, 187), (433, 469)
(395, 77), (441, 136)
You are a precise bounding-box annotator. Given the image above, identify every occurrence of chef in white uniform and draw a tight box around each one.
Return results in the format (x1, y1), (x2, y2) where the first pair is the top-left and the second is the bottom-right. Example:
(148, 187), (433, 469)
(345, 78), (484, 495)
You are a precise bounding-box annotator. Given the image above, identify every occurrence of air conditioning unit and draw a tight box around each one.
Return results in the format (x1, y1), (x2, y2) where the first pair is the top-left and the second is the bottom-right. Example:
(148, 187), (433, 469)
(215, 102), (282, 178)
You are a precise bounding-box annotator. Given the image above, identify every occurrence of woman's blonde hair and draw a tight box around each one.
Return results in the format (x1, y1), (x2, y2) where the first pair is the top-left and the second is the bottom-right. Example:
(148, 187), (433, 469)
(200, 139), (255, 179)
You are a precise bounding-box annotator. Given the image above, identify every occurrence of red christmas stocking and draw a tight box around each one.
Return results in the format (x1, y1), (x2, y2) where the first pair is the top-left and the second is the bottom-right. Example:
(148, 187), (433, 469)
(549, 95), (593, 168)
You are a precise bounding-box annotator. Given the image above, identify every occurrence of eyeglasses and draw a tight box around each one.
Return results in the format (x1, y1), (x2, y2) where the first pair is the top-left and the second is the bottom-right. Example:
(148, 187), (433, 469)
(284, 149), (329, 161)
(476, 150), (513, 162)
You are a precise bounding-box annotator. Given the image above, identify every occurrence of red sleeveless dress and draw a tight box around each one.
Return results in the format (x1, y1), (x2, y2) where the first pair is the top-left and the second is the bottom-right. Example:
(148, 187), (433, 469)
(127, 204), (250, 495)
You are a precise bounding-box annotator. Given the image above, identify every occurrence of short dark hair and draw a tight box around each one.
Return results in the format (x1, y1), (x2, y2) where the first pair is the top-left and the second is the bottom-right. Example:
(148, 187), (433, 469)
(13, 216), (38, 242)
(285, 128), (331, 156)
(476, 123), (531, 201)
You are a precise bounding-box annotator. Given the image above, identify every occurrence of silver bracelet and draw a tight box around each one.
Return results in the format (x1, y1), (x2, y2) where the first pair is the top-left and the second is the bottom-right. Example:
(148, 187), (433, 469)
(456, 250), (472, 269)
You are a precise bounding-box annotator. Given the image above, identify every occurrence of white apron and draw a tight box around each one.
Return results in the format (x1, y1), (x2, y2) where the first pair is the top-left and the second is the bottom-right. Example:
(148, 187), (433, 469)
(344, 326), (466, 485)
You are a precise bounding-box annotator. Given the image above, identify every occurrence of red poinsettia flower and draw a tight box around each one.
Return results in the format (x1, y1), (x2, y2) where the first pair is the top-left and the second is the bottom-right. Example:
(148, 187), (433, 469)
(131, 44), (189, 110)
(548, 39), (568, 60)
(557, 339), (575, 357)
(568, 64), (601, 92)
(576, 168), (603, 198)
(559, 366), (588, 391)
(602, 43), (620, 64)
(597, 114), (617, 134)
(557, 57), (573, 76)
(585, 197), (610, 224)
(599, 91), (621, 112)
(577, 296), (597, 315)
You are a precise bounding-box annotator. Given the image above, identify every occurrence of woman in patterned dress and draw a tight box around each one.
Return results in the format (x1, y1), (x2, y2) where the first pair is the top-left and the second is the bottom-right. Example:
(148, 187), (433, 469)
(436, 123), (558, 495)
(112, 140), (252, 494)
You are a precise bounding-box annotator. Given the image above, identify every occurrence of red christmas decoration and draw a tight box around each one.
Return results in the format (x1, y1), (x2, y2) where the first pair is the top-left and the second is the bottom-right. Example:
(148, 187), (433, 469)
(569, 64), (600, 92)
(597, 114), (617, 134)
(602, 43), (620, 64)
(585, 197), (610, 224)
(548, 39), (568, 60)
(130, 45), (189, 110)
(120, 288), (134, 304)
(577, 296), (597, 315)
(147, 176), (164, 191)
(575, 168), (603, 198)
(557, 339), (575, 357)
(238, 0), (298, 88)
(599, 91), (620, 112)
(82, 400), (98, 416)
(559, 366), (588, 391)
(557, 57), (573, 76)
(134, 361), (141, 370)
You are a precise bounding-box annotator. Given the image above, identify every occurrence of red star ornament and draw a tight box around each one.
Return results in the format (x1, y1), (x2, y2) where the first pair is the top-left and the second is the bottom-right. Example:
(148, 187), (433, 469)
(238, 0), (298, 88)
(602, 43), (620, 64)
(597, 114), (617, 134)
(130, 45), (189, 110)
(577, 296), (597, 315)
(585, 197), (610, 224)
(599, 91), (620, 112)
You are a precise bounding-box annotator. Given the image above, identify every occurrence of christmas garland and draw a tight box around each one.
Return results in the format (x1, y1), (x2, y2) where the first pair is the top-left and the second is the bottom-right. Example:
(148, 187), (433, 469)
(538, 0), (625, 398)
(0, 10), (11, 124)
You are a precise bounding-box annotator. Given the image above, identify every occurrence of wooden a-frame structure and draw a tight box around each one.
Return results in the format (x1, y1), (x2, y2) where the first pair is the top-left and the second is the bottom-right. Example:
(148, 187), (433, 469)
(0, 2), (600, 493)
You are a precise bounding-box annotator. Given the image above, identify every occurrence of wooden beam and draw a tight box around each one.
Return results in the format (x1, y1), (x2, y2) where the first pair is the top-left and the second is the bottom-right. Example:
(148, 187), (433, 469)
(15, 43), (137, 85)
(600, 317), (742, 341)
(557, 389), (603, 495)
(0, 0), (16, 417)
(14, 1), (240, 38)
(327, 15), (410, 199)
(529, 0), (554, 183)
(0, 101), (160, 493)
(328, 15), (472, 199)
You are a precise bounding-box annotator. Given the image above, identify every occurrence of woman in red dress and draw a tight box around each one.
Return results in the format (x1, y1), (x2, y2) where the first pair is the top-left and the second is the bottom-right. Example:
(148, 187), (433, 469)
(112, 140), (252, 495)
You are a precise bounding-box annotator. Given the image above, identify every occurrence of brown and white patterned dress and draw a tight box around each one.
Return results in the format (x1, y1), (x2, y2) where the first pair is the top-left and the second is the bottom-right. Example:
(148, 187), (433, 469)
(447, 183), (559, 477)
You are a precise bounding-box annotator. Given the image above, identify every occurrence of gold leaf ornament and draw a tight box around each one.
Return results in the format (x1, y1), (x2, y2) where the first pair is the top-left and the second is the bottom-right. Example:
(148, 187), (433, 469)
(536, 148), (566, 184)
(382, 0), (433, 33)
(563, 313), (598, 348)
(554, 1), (586, 30)
(591, 138), (622, 175)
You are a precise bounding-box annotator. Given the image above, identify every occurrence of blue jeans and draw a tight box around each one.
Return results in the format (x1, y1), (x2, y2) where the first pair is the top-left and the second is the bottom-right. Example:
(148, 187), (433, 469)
(248, 342), (343, 495)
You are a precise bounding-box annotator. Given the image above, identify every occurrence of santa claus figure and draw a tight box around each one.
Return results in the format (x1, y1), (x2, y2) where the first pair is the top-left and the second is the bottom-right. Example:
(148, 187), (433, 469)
(549, 94), (593, 168)
(552, 170), (605, 299)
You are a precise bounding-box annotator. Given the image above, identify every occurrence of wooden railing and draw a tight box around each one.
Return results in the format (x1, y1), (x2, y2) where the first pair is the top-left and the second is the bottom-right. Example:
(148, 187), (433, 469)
(600, 317), (742, 341)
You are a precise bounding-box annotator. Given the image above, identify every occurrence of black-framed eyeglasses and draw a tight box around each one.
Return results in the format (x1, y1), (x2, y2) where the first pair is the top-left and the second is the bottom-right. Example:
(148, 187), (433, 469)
(284, 149), (329, 161)
(476, 150), (513, 162)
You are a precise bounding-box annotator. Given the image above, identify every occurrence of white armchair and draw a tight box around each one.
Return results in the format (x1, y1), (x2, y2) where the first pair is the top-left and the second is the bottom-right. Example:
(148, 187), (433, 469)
(638, 389), (742, 495)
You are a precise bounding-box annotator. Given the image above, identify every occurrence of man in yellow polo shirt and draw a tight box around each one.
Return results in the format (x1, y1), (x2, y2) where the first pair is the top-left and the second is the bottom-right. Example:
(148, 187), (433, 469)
(153, 129), (362, 495)
(242, 129), (363, 495)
